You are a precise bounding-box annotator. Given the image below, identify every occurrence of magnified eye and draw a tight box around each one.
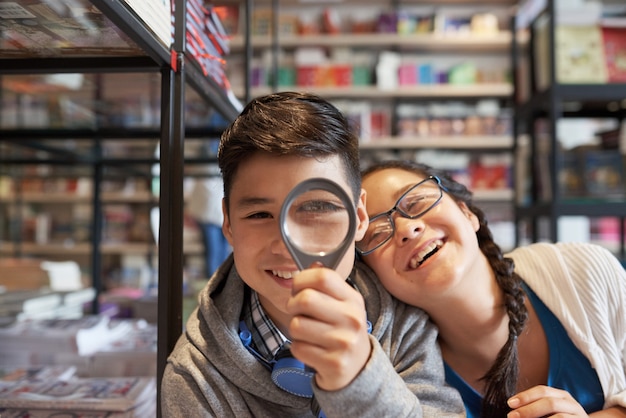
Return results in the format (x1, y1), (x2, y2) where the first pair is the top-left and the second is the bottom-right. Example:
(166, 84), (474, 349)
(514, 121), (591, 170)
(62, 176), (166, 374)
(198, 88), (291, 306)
(298, 199), (344, 214)
(283, 186), (352, 257)
(290, 188), (347, 224)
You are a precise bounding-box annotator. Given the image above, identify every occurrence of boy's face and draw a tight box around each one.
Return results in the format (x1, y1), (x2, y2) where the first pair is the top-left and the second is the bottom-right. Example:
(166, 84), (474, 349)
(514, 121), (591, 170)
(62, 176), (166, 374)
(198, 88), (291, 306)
(222, 152), (368, 329)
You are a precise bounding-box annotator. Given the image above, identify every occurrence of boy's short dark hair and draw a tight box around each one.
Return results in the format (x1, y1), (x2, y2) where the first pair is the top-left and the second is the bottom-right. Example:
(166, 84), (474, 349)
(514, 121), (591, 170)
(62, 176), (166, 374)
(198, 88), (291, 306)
(218, 92), (361, 212)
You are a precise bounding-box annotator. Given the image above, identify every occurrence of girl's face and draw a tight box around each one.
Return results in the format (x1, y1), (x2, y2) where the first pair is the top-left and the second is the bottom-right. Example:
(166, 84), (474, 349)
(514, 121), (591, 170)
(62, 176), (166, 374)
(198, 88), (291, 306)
(360, 168), (484, 311)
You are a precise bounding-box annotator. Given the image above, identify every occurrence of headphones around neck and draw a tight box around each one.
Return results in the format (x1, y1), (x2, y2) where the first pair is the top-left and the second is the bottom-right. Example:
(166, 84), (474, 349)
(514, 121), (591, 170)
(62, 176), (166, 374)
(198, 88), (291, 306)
(239, 319), (372, 397)
(239, 321), (316, 398)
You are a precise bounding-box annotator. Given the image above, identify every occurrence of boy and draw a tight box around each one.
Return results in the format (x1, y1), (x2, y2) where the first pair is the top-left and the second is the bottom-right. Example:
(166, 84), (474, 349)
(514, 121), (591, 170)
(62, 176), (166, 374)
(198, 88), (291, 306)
(161, 92), (464, 417)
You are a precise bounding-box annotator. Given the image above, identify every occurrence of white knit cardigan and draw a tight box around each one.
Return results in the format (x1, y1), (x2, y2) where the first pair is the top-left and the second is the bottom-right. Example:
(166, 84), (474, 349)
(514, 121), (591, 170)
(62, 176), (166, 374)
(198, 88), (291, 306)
(507, 242), (626, 409)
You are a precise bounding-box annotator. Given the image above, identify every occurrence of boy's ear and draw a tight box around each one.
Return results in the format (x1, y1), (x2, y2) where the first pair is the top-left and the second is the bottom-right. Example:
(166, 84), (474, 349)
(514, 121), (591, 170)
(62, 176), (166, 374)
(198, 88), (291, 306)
(221, 198), (234, 245)
(354, 189), (369, 242)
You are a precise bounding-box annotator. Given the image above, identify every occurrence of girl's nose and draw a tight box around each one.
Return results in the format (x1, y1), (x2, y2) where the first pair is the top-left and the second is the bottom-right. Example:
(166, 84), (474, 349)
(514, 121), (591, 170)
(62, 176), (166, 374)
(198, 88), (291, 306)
(394, 216), (425, 245)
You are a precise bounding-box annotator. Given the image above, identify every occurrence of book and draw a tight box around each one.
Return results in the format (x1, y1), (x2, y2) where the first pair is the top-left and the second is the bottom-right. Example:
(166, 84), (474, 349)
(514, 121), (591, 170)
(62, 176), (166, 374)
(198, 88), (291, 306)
(555, 25), (608, 83)
(0, 1), (142, 58)
(601, 27), (626, 82)
(91, 320), (157, 377)
(120, 0), (171, 46)
(0, 395), (156, 417)
(0, 375), (155, 412)
(0, 409), (142, 417)
(0, 290), (62, 318)
(0, 287), (95, 321)
(582, 150), (625, 199)
(558, 152), (586, 198)
(61, 287), (96, 309)
(0, 258), (50, 291)
(0, 365), (77, 388)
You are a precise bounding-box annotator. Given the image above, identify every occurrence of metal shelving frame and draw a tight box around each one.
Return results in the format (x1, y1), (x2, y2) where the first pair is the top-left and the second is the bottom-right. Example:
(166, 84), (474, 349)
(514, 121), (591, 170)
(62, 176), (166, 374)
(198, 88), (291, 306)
(0, 0), (240, 413)
(512, 0), (626, 260)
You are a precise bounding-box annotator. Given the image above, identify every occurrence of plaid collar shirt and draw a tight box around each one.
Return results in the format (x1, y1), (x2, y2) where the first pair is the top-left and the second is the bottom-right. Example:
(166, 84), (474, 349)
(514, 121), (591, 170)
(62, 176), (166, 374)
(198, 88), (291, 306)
(241, 289), (290, 363)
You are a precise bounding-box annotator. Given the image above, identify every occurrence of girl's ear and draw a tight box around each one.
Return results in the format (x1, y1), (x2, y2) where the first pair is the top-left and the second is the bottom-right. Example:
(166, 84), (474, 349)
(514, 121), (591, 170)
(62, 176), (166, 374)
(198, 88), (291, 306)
(458, 201), (480, 232)
(354, 189), (369, 242)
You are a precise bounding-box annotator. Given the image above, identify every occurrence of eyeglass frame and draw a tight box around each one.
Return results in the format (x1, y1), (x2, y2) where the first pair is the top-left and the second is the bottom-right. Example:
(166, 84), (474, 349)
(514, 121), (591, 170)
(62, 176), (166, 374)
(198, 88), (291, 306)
(356, 176), (446, 256)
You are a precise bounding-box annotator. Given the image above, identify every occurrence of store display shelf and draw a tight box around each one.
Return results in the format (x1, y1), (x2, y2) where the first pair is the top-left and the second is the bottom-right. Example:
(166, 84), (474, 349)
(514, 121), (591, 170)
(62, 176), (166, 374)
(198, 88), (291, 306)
(230, 32), (513, 52)
(218, 0), (516, 5)
(0, 191), (156, 204)
(241, 84), (513, 99)
(359, 135), (513, 150)
(0, 242), (204, 256)
(517, 201), (626, 219)
(473, 188), (514, 201)
(518, 83), (626, 119)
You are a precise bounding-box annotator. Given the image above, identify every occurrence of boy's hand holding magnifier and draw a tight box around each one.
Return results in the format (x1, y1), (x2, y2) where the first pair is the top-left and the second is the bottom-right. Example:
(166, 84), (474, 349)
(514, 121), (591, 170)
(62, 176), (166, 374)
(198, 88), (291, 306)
(280, 178), (372, 392)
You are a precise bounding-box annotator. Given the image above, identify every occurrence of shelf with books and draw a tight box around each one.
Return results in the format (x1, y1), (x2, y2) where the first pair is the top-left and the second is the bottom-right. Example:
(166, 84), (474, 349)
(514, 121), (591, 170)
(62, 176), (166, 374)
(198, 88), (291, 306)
(358, 134), (513, 149)
(512, 0), (626, 261)
(218, 0), (517, 5)
(0, 242), (203, 256)
(218, 0), (519, 253)
(235, 84), (513, 100)
(0, 191), (156, 204)
(0, 0), (242, 399)
(224, 0), (513, 96)
(230, 31), (513, 51)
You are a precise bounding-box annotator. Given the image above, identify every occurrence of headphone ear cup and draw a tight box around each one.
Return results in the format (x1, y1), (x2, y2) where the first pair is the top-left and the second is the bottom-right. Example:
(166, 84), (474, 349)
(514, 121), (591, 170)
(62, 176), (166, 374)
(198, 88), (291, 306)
(271, 356), (315, 398)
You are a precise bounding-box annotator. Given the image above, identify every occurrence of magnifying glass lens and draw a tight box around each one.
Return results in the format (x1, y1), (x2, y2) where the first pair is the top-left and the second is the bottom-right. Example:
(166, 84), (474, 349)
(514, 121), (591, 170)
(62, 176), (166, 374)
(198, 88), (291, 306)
(285, 189), (350, 255)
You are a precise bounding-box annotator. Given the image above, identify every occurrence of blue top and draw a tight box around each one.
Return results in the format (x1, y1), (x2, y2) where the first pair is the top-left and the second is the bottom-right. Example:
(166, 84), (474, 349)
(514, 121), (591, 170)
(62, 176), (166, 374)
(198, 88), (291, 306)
(445, 283), (604, 418)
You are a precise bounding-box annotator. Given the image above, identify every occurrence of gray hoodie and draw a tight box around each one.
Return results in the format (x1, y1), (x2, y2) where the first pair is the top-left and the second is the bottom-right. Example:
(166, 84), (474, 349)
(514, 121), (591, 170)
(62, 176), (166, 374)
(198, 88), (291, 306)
(161, 256), (464, 417)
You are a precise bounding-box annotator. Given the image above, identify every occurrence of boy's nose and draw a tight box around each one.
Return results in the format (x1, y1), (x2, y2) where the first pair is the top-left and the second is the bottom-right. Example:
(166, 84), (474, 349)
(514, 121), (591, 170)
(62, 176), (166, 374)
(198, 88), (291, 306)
(270, 234), (292, 257)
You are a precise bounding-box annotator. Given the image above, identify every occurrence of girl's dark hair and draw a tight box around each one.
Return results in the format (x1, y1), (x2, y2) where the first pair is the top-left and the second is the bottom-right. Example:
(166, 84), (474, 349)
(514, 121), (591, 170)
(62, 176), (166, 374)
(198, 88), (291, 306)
(218, 92), (361, 212)
(362, 160), (528, 418)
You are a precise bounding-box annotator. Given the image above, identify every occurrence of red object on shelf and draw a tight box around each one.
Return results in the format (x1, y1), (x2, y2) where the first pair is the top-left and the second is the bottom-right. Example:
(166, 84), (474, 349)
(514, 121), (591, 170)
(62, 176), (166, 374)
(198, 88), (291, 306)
(296, 66), (317, 87)
(602, 27), (626, 82)
(333, 65), (352, 86)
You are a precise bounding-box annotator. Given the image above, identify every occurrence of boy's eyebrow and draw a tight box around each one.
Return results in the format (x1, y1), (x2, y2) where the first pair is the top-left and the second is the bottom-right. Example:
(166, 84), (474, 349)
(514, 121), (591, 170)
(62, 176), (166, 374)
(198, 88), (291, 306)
(234, 196), (274, 208)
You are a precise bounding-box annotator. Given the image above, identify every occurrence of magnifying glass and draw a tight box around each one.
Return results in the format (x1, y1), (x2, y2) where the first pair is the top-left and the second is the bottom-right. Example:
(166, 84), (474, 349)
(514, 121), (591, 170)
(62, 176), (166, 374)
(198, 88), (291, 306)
(280, 178), (357, 271)
(272, 178), (357, 401)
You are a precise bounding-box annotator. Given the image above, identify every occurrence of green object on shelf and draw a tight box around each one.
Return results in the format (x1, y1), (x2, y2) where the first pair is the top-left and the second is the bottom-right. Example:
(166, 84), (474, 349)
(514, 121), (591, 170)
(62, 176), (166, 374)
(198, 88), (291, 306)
(448, 63), (477, 85)
(352, 67), (371, 86)
(277, 67), (296, 87)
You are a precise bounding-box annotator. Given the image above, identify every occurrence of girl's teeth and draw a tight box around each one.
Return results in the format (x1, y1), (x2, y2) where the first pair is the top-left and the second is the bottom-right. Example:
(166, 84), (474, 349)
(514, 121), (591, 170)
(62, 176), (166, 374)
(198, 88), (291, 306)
(409, 240), (443, 269)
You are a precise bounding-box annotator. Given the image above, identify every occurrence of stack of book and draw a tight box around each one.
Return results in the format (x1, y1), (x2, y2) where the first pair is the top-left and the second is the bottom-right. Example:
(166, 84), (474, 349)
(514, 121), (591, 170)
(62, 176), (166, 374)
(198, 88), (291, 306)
(184, 0), (230, 87)
(0, 258), (96, 321)
(91, 319), (157, 377)
(0, 365), (155, 417)
(120, 0), (171, 47)
(0, 287), (96, 321)
(0, 316), (157, 378)
(0, 316), (134, 373)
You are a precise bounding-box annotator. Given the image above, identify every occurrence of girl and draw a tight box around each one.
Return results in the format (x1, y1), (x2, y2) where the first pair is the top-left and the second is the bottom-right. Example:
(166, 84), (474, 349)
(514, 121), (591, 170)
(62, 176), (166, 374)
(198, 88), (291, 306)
(357, 160), (626, 418)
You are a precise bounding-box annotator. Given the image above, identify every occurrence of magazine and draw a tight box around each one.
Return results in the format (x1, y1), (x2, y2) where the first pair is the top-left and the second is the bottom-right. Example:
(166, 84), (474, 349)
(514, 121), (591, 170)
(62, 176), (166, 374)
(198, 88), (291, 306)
(0, 365), (77, 395)
(0, 376), (155, 412)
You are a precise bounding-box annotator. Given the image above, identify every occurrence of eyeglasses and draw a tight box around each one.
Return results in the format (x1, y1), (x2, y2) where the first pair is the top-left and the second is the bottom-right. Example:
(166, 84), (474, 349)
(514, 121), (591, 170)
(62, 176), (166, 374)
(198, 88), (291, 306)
(356, 176), (444, 255)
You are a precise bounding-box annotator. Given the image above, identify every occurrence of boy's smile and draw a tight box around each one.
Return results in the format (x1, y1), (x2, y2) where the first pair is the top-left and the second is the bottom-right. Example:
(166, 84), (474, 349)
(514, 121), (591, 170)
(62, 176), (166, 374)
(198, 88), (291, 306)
(222, 152), (363, 332)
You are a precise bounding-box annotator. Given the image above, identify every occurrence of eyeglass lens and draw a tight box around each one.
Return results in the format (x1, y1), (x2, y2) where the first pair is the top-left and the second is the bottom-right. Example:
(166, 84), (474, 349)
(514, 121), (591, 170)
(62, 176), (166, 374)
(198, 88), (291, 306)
(357, 178), (442, 254)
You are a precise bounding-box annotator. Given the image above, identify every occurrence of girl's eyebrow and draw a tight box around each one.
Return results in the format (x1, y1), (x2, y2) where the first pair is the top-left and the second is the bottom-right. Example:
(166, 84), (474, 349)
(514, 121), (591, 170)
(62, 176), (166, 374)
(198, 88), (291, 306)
(393, 183), (419, 201)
